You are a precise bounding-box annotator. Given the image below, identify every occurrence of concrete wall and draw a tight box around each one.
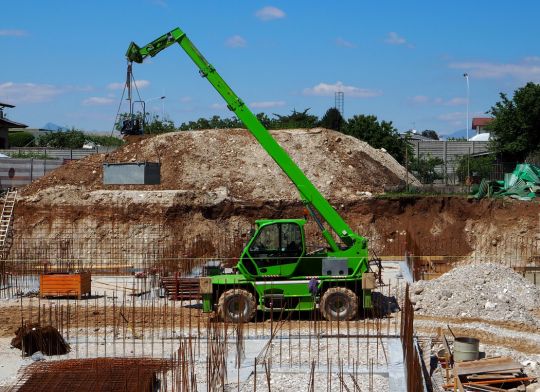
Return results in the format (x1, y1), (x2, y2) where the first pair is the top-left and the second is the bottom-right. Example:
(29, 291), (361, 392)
(411, 140), (490, 183)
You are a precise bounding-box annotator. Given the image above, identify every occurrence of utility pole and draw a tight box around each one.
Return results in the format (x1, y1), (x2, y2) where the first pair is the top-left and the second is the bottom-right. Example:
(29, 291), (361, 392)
(464, 73), (469, 140)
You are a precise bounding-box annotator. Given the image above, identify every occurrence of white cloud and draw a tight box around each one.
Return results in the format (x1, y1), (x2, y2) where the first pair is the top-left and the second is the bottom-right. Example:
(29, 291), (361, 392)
(303, 81), (382, 98)
(107, 80), (150, 90)
(225, 35), (247, 48)
(255, 6), (286, 21)
(210, 103), (227, 110)
(410, 95), (467, 106)
(410, 95), (429, 104)
(0, 82), (64, 103)
(250, 100), (285, 109)
(445, 97), (467, 106)
(524, 56), (540, 63)
(335, 37), (356, 48)
(82, 97), (115, 106)
(0, 29), (28, 37)
(385, 32), (404, 45)
(180, 96), (192, 103)
(449, 60), (540, 81)
(437, 111), (465, 125)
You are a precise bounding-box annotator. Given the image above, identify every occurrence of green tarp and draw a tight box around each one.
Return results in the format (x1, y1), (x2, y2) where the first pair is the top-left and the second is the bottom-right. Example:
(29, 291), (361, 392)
(473, 163), (540, 201)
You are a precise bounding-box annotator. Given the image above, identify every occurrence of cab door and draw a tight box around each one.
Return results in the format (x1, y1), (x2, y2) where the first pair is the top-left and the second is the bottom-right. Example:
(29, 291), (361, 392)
(246, 222), (304, 277)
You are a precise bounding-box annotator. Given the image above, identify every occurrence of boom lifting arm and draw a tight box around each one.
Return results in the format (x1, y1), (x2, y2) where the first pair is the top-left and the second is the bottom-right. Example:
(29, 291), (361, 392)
(126, 28), (367, 253)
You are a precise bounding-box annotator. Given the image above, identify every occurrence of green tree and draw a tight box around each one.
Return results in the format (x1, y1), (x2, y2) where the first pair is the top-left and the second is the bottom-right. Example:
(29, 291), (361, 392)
(179, 115), (243, 131)
(409, 153), (444, 184)
(344, 114), (411, 164)
(270, 109), (319, 129)
(144, 114), (176, 134)
(456, 155), (494, 183)
(255, 112), (272, 129)
(85, 134), (124, 147)
(421, 129), (439, 140)
(489, 82), (540, 161)
(319, 108), (345, 131)
(36, 129), (86, 148)
(8, 131), (35, 147)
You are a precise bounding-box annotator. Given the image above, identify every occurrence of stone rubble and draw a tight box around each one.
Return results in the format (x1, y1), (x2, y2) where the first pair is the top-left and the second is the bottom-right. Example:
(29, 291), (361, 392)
(410, 263), (540, 326)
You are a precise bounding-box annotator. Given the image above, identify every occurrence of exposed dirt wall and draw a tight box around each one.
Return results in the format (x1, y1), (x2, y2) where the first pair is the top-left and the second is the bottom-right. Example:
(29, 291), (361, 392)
(10, 195), (540, 268)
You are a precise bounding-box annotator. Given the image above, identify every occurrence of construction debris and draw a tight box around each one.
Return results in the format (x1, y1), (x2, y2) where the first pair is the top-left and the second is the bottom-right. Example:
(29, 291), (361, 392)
(474, 163), (540, 200)
(410, 263), (540, 326)
(442, 356), (538, 391)
(10, 323), (70, 356)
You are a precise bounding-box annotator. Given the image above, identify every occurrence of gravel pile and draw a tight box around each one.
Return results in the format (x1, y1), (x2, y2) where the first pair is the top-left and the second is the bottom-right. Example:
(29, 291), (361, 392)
(22, 128), (420, 202)
(410, 263), (540, 326)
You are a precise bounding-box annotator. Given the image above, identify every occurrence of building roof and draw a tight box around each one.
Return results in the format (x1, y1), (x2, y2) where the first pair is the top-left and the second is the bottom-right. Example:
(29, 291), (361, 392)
(469, 132), (490, 141)
(400, 131), (435, 141)
(472, 117), (493, 128)
(0, 102), (15, 109)
(0, 118), (28, 129)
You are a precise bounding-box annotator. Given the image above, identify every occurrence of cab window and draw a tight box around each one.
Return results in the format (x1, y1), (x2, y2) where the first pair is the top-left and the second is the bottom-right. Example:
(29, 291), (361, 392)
(249, 223), (303, 267)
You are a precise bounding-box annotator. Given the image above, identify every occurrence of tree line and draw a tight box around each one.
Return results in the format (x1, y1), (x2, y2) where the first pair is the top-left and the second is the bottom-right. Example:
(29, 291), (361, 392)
(10, 82), (539, 183)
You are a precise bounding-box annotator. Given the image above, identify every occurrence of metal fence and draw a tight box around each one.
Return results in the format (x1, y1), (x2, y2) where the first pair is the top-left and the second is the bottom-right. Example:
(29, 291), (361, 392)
(0, 158), (64, 189)
(0, 146), (116, 160)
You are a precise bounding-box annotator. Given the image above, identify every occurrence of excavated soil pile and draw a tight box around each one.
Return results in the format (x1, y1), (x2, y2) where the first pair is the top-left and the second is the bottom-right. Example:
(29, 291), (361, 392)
(11, 128), (539, 265)
(22, 128), (418, 202)
(410, 263), (540, 327)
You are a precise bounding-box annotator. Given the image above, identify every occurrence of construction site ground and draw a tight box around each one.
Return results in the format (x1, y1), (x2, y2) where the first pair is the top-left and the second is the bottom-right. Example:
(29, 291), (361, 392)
(0, 262), (539, 390)
(0, 129), (539, 390)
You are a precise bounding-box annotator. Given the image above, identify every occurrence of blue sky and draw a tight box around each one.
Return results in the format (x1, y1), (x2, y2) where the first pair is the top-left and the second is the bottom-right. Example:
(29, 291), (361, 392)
(1, 1), (540, 137)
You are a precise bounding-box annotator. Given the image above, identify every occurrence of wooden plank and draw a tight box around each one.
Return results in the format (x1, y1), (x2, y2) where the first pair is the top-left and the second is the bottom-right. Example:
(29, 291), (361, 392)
(444, 376), (536, 388)
(454, 357), (522, 376)
(467, 374), (519, 380)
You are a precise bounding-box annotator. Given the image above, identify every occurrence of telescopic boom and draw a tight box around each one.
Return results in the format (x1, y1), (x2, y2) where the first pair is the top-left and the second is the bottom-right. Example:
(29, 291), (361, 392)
(126, 27), (367, 252)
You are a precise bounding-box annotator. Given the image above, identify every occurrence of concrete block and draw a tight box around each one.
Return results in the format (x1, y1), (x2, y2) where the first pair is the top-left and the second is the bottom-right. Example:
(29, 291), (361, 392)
(103, 162), (160, 185)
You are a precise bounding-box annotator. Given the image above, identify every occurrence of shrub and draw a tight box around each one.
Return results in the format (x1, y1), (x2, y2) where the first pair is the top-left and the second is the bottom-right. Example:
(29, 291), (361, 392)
(8, 131), (35, 147)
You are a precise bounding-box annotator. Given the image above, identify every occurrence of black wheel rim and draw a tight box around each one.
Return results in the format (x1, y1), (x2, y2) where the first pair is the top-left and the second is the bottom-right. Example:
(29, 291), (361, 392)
(328, 294), (349, 318)
(227, 295), (247, 320)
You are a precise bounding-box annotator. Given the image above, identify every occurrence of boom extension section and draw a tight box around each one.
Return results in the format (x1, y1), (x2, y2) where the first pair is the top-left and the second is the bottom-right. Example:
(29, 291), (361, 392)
(126, 28), (366, 252)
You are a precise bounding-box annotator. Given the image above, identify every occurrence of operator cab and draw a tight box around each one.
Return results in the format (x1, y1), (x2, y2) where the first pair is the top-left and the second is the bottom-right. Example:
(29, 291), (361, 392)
(238, 219), (306, 278)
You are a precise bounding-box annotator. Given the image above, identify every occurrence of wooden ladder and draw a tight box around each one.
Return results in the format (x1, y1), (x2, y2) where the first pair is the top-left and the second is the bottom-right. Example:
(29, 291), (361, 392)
(0, 189), (17, 250)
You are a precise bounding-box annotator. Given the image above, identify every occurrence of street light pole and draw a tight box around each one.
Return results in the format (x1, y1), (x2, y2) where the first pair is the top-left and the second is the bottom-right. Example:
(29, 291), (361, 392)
(146, 96), (166, 118)
(464, 73), (469, 140)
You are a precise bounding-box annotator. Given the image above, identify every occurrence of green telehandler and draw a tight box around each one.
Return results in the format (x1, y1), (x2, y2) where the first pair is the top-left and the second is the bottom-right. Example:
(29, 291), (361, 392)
(126, 27), (376, 322)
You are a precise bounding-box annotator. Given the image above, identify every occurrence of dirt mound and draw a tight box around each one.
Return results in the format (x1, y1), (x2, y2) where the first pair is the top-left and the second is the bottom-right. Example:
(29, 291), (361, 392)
(21, 128), (418, 202)
(410, 263), (540, 328)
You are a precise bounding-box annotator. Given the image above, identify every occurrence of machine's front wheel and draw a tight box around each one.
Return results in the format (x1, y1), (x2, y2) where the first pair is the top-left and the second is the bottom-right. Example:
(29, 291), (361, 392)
(320, 287), (358, 321)
(217, 289), (257, 323)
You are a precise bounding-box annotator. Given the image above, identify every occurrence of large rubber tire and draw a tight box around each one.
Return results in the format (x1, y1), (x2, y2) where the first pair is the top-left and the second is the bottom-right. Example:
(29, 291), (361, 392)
(217, 289), (257, 323)
(320, 287), (358, 321)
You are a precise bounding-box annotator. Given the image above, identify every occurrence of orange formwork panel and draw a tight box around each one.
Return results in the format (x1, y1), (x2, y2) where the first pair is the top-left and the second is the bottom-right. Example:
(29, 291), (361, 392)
(39, 272), (91, 299)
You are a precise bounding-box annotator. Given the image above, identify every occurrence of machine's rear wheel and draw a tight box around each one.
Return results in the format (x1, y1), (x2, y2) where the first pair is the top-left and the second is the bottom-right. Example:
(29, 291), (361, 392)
(320, 287), (358, 321)
(217, 289), (257, 323)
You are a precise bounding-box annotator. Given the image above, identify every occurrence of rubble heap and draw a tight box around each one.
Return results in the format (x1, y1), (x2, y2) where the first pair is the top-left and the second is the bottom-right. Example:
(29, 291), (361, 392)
(410, 263), (540, 327)
(22, 128), (420, 202)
